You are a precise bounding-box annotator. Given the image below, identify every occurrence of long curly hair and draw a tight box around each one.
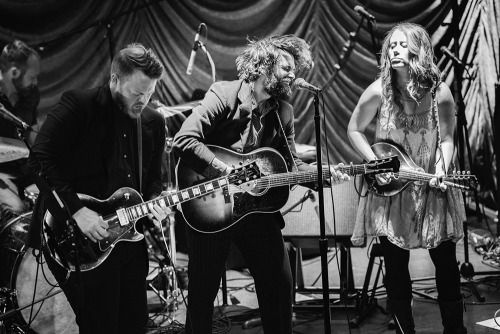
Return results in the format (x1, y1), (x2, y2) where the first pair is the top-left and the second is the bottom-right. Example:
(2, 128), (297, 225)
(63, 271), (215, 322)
(236, 34), (313, 82)
(379, 22), (440, 113)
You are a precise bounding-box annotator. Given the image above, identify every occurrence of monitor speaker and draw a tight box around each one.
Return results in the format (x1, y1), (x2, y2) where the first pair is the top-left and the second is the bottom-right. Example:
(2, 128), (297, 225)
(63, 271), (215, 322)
(281, 177), (363, 238)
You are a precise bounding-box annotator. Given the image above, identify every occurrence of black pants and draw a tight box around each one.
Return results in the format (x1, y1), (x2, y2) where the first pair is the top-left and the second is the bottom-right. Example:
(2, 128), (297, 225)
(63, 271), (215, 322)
(184, 212), (293, 334)
(379, 236), (462, 301)
(45, 240), (149, 334)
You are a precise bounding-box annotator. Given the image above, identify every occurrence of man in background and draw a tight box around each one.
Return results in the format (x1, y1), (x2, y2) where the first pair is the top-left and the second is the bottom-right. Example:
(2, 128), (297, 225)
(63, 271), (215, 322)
(0, 40), (41, 223)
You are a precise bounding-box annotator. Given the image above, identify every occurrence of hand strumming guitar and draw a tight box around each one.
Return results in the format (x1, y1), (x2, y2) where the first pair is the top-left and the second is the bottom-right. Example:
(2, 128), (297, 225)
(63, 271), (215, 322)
(73, 206), (109, 243)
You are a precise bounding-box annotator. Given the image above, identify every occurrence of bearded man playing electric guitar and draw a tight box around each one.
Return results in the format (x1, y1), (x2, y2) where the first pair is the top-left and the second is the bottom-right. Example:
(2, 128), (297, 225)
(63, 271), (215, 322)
(27, 44), (170, 334)
(173, 34), (350, 334)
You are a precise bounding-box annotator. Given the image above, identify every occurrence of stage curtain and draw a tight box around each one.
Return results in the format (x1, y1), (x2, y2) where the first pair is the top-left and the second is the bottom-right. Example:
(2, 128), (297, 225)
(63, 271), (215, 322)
(0, 0), (497, 196)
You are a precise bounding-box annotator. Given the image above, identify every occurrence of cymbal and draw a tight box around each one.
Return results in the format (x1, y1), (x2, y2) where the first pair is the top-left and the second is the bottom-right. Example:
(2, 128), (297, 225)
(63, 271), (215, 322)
(148, 99), (200, 118)
(0, 137), (29, 163)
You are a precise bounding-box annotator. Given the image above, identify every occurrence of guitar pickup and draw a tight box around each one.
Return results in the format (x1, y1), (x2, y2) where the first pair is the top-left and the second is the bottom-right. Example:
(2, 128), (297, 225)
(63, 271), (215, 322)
(116, 208), (129, 226)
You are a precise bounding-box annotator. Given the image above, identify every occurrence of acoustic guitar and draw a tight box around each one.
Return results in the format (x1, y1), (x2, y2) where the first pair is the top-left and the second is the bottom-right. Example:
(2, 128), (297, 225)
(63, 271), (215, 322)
(177, 145), (399, 233)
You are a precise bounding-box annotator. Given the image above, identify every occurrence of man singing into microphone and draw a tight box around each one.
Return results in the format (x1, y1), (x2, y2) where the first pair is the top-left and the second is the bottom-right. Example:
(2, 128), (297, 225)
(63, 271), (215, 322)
(0, 40), (41, 224)
(173, 34), (350, 334)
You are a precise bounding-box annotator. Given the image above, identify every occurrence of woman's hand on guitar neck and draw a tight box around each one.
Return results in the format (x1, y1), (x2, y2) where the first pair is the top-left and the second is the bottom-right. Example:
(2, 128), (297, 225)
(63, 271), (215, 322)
(429, 173), (447, 192)
(73, 206), (109, 243)
(329, 163), (351, 185)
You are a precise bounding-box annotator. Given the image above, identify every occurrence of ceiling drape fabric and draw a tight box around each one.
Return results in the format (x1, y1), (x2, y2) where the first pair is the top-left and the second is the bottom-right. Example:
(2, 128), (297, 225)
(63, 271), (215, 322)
(0, 0), (497, 196)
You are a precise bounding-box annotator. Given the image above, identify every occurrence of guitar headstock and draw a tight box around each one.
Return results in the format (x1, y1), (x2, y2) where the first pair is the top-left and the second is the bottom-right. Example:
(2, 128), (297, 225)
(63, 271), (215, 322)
(447, 171), (478, 191)
(227, 162), (261, 185)
(366, 155), (400, 174)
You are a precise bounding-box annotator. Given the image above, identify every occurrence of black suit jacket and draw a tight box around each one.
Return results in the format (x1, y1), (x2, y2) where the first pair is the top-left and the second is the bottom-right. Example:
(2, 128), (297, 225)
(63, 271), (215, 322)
(27, 85), (165, 248)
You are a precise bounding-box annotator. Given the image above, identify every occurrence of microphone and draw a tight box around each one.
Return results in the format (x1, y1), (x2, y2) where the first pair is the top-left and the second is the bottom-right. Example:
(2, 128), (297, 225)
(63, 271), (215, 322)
(186, 24), (203, 75)
(440, 46), (467, 68)
(354, 5), (375, 21)
(0, 103), (32, 131)
(294, 78), (321, 93)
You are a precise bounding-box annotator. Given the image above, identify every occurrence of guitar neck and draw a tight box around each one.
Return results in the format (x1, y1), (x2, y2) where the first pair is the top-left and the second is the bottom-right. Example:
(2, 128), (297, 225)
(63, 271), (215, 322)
(396, 170), (473, 189)
(119, 176), (229, 222)
(260, 164), (375, 188)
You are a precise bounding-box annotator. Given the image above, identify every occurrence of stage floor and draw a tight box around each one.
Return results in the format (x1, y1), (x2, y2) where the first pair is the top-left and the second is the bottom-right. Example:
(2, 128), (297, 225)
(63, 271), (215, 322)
(146, 208), (500, 333)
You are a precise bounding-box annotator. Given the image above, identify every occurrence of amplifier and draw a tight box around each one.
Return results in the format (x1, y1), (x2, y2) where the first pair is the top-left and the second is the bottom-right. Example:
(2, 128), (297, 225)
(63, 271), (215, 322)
(281, 177), (364, 239)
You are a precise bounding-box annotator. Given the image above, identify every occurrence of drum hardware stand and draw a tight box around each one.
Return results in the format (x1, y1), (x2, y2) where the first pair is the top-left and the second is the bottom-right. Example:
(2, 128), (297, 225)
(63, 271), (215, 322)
(145, 214), (180, 315)
(146, 124), (181, 314)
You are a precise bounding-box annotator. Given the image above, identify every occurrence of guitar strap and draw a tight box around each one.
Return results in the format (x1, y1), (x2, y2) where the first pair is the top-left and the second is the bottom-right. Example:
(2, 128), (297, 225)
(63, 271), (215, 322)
(431, 83), (446, 174)
(274, 107), (298, 173)
(137, 117), (143, 194)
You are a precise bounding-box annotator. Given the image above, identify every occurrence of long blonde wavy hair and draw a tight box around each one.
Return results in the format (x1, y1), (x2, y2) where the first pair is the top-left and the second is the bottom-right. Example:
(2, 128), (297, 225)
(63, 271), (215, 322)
(379, 22), (441, 113)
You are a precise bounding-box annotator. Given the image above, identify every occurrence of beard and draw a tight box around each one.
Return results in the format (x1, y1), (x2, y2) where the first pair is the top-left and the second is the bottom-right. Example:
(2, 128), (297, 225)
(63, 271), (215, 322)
(12, 75), (35, 98)
(115, 92), (128, 112)
(263, 74), (292, 101)
(114, 88), (143, 119)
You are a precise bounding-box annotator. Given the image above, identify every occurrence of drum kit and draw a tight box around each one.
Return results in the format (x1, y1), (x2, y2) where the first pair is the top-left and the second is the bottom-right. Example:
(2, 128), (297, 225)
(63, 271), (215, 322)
(0, 133), (182, 333)
(0, 137), (76, 333)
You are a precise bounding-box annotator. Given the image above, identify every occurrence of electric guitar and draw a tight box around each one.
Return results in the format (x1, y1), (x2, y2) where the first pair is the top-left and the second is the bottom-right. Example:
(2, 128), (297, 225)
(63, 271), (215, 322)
(365, 142), (478, 196)
(42, 162), (260, 271)
(177, 145), (400, 233)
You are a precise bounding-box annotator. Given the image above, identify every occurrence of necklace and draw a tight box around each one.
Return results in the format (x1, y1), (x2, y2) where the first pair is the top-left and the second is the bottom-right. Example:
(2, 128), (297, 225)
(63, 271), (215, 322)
(399, 88), (425, 104)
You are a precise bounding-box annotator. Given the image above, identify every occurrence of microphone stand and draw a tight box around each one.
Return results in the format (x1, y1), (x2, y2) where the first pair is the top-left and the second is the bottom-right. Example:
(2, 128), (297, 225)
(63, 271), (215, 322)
(446, 0), (495, 302)
(496, 45), (500, 240)
(15, 126), (86, 332)
(199, 42), (216, 83)
(311, 90), (332, 334)
(322, 16), (365, 92)
(303, 14), (380, 334)
(281, 189), (314, 216)
(296, 15), (370, 124)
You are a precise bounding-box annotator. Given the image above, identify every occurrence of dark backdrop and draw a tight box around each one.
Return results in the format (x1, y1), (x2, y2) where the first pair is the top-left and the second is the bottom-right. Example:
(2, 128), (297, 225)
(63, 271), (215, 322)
(0, 0), (498, 202)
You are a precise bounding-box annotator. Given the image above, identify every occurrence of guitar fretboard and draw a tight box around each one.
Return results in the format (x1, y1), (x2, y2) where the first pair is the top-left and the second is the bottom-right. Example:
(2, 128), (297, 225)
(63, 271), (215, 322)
(118, 177), (229, 224)
(395, 170), (475, 189)
(254, 164), (381, 189)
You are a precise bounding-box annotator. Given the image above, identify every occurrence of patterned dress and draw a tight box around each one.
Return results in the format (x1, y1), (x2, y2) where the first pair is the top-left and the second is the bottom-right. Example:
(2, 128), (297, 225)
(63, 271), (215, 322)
(351, 92), (465, 249)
